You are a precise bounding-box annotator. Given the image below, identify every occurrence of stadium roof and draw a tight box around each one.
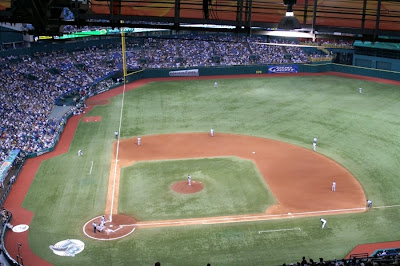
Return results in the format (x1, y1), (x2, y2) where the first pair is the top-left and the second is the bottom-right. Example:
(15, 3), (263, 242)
(1, 0), (400, 42)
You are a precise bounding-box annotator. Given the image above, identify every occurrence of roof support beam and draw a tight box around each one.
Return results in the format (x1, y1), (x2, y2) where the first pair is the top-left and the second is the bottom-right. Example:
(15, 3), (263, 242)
(311, 0), (318, 33)
(174, 0), (180, 29)
(303, 0), (308, 25)
(374, 0), (381, 42)
(361, 0), (367, 34)
(236, 0), (244, 33)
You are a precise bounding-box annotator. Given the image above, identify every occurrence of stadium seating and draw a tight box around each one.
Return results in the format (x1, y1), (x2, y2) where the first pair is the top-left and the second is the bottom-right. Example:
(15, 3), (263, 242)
(0, 35), (342, 165)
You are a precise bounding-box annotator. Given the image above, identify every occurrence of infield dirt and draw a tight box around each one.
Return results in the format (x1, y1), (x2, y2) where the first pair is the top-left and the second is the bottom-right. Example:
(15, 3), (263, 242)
(98, 132), (366, 236)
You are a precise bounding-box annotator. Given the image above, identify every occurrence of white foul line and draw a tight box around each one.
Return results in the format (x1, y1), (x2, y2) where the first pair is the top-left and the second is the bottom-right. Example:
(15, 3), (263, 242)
(109, 80), (126, 223)
(371, 204), (400, 209)
(134, 207), (365, 227)
(81, 204), (400, 241)
(258, 228), (301, 234)
(89, 161), (94, 175)
(133, 204), (400, 228)
(105, 224), (137, 233)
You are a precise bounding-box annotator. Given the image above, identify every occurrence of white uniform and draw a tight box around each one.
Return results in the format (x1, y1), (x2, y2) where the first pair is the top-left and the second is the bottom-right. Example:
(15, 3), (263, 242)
(137, 137), (141, 146)
(359, 87), (362, 94)
(114, 131), (119, 139)
(332, 181), (336, 192)
(313, 142), (316, 152)
(367, 200), (372, 208)
(78, 150), (83, 156)
(320, 218), (327, 229)
(187, 174), (191, 186)
(97, 224), (104, 232)
(313, 137), (317, 144)
(214, 82), (218, 88)
(210, 128), (214, 137)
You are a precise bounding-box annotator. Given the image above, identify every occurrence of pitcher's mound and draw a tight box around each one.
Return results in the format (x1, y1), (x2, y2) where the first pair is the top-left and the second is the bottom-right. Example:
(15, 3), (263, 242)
(171, 180), (204, 194)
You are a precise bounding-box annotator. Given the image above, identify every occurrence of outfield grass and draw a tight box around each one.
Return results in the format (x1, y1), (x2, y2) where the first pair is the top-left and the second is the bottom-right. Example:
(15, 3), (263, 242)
(24, 75), (400, 265)
(119, 157), (274, 220)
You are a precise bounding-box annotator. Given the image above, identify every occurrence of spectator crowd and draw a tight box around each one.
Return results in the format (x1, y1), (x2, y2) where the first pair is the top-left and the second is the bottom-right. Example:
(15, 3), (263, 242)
(0, 34), (342, 165)
(283, 253), (400, 266)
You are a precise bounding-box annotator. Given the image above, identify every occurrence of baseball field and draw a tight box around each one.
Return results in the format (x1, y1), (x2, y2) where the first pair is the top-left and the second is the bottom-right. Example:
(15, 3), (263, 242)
(5, 73), (400, 265)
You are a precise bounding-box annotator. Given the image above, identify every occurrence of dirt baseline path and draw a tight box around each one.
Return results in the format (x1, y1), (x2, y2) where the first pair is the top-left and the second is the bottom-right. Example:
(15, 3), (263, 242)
(102, 132), (366, 233)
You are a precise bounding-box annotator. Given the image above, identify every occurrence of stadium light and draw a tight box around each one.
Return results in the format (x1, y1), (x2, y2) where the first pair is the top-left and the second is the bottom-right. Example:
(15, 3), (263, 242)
(180, 24), (236, 29)
(262, 30), (314, 39)
(278, 0), (301, 30)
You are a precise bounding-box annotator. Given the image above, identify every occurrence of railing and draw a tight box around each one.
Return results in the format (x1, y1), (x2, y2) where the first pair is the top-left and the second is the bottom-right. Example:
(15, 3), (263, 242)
(0, 160), (25, 207)
(1, 213), (21, 265)
(299, 42), (354, 50)
(349, 252), (369, 259)
(309, 56), (334, 62)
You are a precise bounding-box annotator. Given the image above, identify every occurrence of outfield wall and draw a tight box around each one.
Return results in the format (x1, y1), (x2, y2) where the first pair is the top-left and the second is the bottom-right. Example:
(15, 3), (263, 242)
(353, 54), (400, 71)
(128, 63), (400, 82)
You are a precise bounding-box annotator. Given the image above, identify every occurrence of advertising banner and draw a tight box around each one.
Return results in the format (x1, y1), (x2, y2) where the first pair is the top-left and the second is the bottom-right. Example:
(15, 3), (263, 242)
(268, 65), (298, 74)
(169, 69), (199, 77)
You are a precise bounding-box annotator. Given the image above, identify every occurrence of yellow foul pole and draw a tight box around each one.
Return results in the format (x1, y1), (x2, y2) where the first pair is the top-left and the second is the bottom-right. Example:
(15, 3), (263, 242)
(121, 21), (128, 80)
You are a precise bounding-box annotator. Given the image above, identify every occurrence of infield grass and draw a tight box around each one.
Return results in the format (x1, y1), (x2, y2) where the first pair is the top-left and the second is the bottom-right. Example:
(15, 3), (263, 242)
(119, 157), (274, 220)
(23, 75), (400, 265)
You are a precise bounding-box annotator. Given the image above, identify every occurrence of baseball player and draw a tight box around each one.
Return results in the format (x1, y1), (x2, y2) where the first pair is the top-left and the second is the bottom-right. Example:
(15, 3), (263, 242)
(332, 181), (336, 192)
(92, 222), (97, 233)
(313, 137), (317, 144)
(320, 218), (327, 229)
(187, 174), (191, 186)
(137, 137), (141, 146)
(214, 81), (218, 88)
(367, 199), (372, 209)
(359, 87), (362, 94)
(313, 142), (317, 152)
(78, 149), (83, 156)
(97, 223), (104, 232)
(100, 215), (105, 225)
(114, 131), (119, 139)
(210, 128), (214, 137)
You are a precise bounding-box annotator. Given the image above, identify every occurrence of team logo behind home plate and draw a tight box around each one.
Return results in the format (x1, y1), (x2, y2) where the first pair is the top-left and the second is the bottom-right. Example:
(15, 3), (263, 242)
(49, 239), (85, 257)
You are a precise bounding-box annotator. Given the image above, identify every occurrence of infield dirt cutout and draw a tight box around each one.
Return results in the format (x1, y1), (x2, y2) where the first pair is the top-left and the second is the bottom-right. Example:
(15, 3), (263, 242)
(85, 132), (366, 240)
(82, 116), (102, 123)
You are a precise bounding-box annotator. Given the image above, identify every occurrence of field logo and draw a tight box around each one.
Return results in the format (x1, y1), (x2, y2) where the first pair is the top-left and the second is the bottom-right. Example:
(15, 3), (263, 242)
(49, 239), (85, 257)
(12, 224), (29, 233)
(268, 65), (298, 73)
